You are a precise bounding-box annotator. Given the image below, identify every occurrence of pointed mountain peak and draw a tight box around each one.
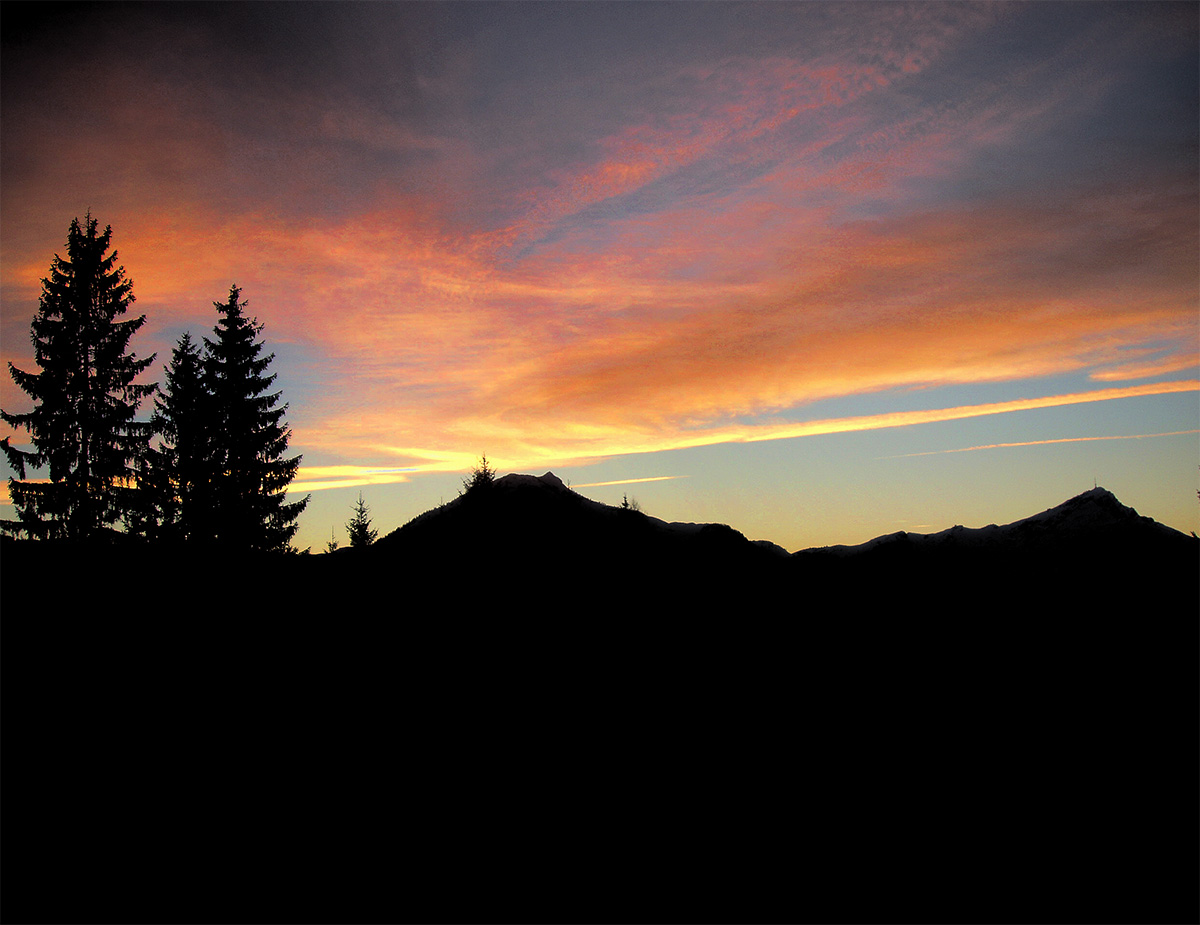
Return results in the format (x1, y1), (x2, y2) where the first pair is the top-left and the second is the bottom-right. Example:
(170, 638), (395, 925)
(799, 485), (1189, 557)
(1071, 485), (1121, 505)
(536, 471), (566, 489)
(1018, 486), (1140, 530)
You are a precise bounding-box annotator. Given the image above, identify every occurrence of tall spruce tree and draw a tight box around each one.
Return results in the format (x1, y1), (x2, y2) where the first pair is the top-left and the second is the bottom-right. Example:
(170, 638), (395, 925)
(203, 285), (308, 551)
(1, 215), (156, 540)
(131, 332), (216, 543)
(345, 492), (378, 547)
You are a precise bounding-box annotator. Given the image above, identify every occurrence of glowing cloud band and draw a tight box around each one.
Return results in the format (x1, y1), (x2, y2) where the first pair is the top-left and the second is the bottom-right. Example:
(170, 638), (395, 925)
(714, 380), (1200, 448)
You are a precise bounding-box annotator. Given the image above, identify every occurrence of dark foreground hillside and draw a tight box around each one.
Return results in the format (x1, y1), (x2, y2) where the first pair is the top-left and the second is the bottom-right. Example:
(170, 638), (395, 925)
(2, 481), (1197, 924)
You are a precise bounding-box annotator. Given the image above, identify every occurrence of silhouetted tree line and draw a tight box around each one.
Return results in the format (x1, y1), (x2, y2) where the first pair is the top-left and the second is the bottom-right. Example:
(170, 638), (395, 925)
(1, 215), (308, 551)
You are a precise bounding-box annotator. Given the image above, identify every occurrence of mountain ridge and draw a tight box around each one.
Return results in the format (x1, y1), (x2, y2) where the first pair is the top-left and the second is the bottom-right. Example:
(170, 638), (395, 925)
(799, 485), (1190, 555)
(359, 473), (1197, 613)
(381, 470), (792, 550)
(379, 472), (1194, 556)
(372, 469), (789, 569)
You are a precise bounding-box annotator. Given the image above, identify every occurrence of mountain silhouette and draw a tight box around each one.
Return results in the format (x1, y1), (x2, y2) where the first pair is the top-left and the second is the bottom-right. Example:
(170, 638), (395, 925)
(364, 470), (788, 606)
(374, 474), (1191, 564)
(803, 485), (1184, 553)
(791, 485), (1196, 617)
(2, 479), (1196, 924)
(341, 475), (1196, 615)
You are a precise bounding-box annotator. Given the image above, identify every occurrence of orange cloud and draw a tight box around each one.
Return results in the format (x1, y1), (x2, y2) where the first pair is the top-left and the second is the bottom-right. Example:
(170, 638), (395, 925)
(261, 153), (1195, 474)
(1090, 353), (1200, 382)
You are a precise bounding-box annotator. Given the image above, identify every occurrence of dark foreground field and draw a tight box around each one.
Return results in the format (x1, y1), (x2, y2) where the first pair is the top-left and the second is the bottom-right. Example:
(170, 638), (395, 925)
(3, 483), (1197, 923)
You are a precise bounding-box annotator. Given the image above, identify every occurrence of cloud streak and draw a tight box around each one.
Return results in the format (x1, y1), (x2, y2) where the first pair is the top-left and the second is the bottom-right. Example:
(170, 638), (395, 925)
(288, 466), (418, 494)
(297, 379), (1199, 475)
(571, 476), (688, 489)
(880, 430), (1200, 460)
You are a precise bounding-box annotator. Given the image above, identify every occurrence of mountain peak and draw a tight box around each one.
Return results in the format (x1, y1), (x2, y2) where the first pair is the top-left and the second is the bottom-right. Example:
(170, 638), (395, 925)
(799, 485), (1189, 558)
(1068, 485), (1123, 507)
(1015, 485), (1141, 531)
(495, 471), (567, 491)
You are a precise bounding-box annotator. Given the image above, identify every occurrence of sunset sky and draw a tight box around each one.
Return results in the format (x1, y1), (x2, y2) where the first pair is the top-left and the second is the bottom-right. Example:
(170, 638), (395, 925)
(2, 1), (1197, 553)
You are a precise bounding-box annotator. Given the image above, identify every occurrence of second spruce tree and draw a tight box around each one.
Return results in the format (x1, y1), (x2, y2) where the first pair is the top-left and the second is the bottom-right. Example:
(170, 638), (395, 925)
(203, 286), (308, 552)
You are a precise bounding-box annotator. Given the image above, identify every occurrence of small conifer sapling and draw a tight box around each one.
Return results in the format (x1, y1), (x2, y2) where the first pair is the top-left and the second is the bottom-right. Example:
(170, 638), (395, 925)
(461, 454), (497, 495)
(345, 492), (378, 547)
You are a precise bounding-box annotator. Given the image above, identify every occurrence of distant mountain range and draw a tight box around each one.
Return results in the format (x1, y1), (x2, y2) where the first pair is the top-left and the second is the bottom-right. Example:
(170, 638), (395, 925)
(373, 471), (1194, 556)
(801, 484), (1188, 554)
(362, 472), (1196, 613)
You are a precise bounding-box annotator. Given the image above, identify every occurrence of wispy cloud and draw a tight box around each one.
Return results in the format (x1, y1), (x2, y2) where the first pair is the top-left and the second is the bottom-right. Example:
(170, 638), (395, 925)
(297, 380), (1199, 475)
(570, 475), (688, 489)
(1090, 353), (1200, 382)
(288, 466), (417, 494)
(666, 381), (1200, 453)
(880, 429), (1200, 460)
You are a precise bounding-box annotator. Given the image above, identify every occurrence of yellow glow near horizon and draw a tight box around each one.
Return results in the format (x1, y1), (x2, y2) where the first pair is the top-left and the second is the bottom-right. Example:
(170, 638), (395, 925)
(3, 383), (1194, 506)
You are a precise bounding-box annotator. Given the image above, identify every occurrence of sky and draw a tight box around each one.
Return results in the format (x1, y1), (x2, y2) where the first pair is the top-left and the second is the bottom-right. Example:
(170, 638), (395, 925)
(2, 1), (1197, 553)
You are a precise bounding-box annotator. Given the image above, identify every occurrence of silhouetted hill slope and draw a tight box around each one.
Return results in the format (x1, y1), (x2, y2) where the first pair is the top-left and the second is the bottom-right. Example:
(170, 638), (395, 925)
(791, 486), (1196, 615)
(375, 470), (788, 559)
(351, 476), (1195, 614)
(2, 483), (1196, 924)
(363, 471), (788, 606)
(801, 486), (1186, 555)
